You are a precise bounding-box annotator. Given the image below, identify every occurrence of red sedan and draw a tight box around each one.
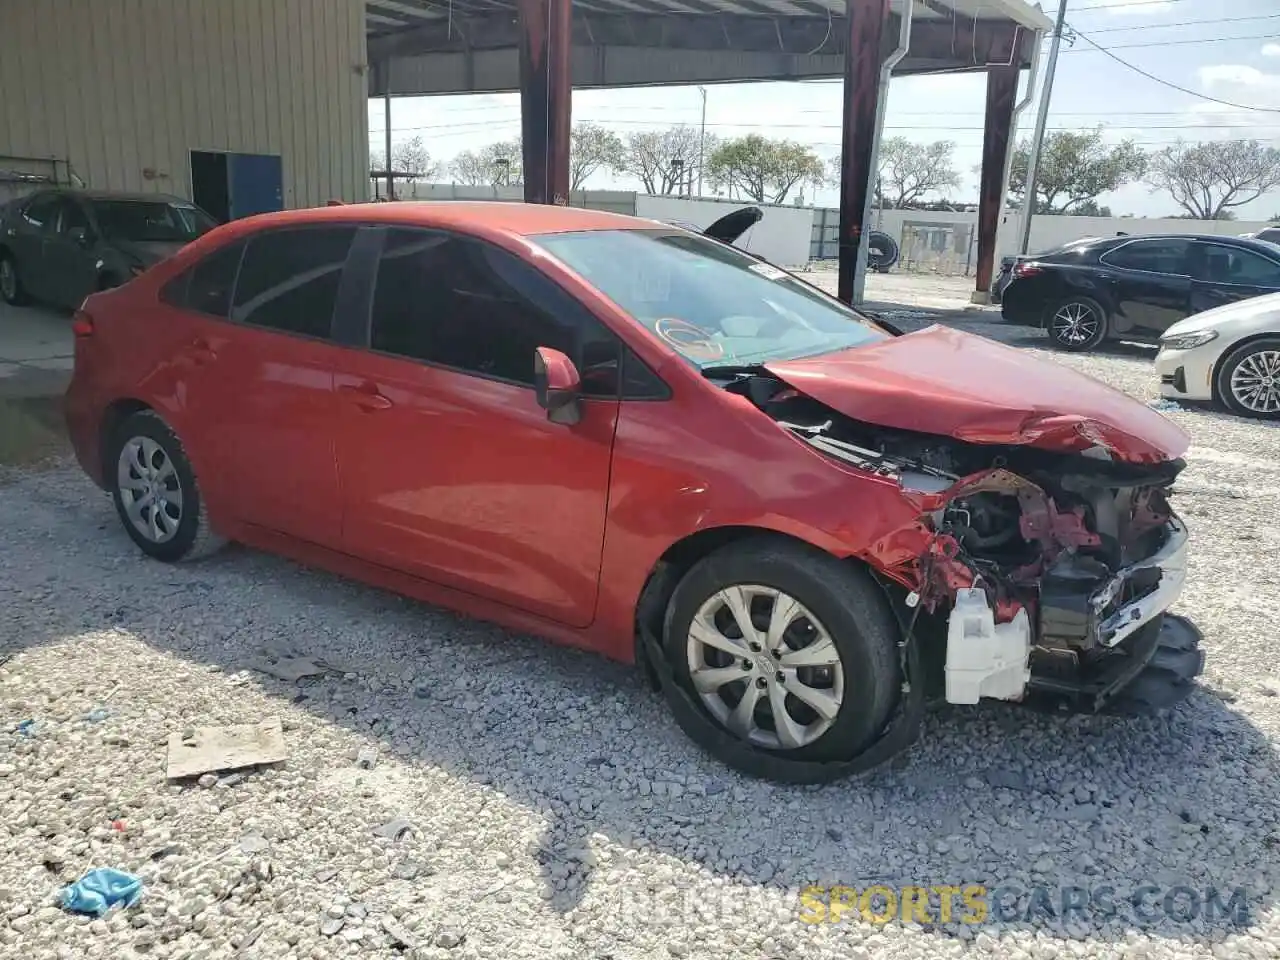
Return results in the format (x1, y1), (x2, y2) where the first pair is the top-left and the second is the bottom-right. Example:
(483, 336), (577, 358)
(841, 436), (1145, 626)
(65, 202), (1204, 782)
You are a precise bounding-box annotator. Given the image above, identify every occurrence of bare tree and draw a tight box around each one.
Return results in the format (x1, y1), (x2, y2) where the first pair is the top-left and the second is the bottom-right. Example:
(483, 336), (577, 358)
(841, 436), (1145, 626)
(391, 136), (437, 182)
(706, 135), (825, 204)
(1148, 139), (1280, 220)
(621, 125), (708, 195)
(875, 137), (961, 208)
(570, 123), (625, 190)
(450, 139), (523, 187)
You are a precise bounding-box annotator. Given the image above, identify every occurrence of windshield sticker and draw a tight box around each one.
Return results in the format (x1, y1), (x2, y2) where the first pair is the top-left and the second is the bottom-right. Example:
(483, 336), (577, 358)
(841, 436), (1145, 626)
(748, 263), (787, 281)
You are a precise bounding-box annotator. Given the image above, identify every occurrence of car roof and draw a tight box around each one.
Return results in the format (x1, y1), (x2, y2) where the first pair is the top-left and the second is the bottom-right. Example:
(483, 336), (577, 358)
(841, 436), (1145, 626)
(225, 201), (661, 238)
(26, 188), (193, 204)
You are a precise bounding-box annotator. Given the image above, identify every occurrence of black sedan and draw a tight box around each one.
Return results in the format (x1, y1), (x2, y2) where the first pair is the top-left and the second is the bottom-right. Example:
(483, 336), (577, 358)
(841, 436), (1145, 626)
(0, 189), (217, 309)
(999, 233), (1280, 351)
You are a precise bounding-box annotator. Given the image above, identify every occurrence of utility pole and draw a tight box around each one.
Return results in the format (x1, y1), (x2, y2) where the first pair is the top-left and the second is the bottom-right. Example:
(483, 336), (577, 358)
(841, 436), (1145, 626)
(697, 86), (707, 198)
(1018, 0), (1068, 255)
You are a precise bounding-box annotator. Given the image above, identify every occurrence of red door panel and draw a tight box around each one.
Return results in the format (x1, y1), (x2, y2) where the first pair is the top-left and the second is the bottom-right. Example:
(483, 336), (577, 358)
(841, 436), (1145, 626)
(334, 353), (619, 628)
(182, 317), (344, 548)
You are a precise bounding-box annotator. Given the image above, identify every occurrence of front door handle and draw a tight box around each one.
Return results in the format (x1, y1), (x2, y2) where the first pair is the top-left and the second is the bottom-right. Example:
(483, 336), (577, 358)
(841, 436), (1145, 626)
(338, 382), (392, 412)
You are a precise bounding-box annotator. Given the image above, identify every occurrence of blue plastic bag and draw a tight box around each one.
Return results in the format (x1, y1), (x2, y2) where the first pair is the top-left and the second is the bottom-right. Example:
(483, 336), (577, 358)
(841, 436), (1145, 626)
(57, 868), (144, 916)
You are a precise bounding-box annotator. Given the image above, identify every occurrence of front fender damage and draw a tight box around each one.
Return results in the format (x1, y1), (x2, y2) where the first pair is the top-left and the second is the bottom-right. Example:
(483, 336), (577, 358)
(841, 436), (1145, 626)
(754, 383), (1204, 715)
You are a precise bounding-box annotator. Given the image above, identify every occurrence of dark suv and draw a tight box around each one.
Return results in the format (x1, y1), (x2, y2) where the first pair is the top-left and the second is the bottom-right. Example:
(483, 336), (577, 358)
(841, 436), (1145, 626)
(0, 189), (217, 309)
(999, 233), (1280, 351)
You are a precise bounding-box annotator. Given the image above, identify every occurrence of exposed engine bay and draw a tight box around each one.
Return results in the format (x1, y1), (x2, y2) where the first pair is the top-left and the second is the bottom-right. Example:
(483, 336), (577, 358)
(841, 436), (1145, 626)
(727, 374), (1197, 712)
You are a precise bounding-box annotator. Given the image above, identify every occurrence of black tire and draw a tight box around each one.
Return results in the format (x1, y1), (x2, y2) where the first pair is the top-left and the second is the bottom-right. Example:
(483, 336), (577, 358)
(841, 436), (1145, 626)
(107, 410), (225, 562)
(1045, 295), (1109, 351)
(662, 537), (900, 767)
(0, 250), (29, 306)
(1214, 336), (1280, 420)
(98, 272), (123, 292)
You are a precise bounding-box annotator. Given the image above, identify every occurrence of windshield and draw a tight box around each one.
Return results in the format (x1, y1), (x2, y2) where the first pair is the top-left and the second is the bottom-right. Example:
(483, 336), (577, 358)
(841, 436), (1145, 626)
(532, 229), (888, 368)
(92, 200), (217, 243)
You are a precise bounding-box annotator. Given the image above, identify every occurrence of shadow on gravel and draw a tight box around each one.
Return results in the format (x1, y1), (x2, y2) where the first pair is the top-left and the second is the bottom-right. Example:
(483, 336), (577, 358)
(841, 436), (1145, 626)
(5, 488), (1278, 951)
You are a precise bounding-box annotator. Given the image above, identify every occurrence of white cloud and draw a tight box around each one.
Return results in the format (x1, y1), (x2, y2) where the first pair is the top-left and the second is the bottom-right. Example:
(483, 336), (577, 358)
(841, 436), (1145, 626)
(1263, 43), (1280, 58)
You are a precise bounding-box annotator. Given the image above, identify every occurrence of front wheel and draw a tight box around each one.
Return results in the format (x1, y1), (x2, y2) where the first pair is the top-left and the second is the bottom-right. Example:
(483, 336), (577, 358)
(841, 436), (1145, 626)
(1046, 295), (1109, 351)
(1215, 336), (1280, 419)
(663, 537), (901, 769)
(108, 410), (225, 562)
(0, 252), (29, 306)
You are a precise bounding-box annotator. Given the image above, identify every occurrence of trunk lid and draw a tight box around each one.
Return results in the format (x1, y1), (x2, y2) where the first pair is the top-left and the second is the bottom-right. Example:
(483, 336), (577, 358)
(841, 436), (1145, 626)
(763, 324), (1190, 464)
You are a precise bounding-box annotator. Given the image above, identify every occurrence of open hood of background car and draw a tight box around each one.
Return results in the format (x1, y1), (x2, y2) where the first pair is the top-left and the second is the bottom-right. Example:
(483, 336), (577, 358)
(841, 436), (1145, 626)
(666, 206), (764, 245)
(763, 325), (1191, 464)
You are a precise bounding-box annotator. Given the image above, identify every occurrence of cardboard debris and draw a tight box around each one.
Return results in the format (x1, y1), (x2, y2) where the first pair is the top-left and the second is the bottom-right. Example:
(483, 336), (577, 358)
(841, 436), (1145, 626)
(166, 719), (288, 780)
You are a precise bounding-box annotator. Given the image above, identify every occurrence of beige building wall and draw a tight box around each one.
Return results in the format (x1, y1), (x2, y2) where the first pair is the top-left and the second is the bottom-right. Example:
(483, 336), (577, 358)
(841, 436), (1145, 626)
(0, 0), (369, 208)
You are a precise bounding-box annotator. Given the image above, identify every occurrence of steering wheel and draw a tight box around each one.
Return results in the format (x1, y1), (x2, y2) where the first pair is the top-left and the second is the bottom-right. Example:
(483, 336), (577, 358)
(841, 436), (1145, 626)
(653, 317), (725, 361)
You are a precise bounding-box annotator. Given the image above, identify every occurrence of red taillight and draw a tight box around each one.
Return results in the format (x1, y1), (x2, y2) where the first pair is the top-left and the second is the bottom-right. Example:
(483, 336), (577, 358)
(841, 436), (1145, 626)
(71, 310), (95, 337)
(1012, 261), (1043, 279)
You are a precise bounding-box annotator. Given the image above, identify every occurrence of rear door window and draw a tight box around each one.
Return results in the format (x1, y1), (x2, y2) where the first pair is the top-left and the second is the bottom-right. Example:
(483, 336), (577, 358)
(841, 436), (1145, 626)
(231, 226), (356, 339)
(1099, 238), (1190, 275)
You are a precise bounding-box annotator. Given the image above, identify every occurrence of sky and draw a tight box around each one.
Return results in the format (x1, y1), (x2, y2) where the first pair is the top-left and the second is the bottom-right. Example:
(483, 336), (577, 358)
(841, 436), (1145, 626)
(368, 0), (1280, 220)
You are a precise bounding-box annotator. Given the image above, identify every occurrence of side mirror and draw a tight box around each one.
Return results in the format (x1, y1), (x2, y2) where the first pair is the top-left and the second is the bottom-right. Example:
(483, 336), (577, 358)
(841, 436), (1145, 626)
(68, 226), (90, 246)
(533, 346), (582, 426)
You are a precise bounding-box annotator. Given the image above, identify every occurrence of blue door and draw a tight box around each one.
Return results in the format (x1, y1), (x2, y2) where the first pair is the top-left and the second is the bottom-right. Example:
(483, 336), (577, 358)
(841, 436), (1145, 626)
(228, 153), (284, 219)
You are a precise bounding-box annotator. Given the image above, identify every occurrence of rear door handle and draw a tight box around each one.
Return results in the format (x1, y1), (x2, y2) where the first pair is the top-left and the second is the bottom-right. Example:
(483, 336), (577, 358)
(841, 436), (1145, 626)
(338, 382), (392, 411)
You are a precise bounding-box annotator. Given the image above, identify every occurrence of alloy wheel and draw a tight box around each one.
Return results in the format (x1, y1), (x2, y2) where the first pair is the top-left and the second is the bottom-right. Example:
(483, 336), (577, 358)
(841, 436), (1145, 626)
(116, 436), (184, 544)
(1229, 348), (1280, 415)
(1050, 302), (1099, 345)
(685, 584), (844, 751)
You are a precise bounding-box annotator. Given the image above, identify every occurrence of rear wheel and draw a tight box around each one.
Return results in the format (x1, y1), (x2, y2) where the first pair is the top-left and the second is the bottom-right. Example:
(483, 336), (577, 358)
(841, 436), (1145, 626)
(108, 410), (225, 562)
(663, 537), (900, 768)
(0, 252), (29, 306)
(1046, 295), (1108, 351)
(1214, 337), (1280, 420)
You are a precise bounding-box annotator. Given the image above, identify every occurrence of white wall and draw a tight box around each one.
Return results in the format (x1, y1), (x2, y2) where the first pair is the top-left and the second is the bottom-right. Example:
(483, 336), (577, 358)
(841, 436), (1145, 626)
(385, 182), (637, 216)
(0, 0), (368, 208)
(635, 195), (814, 268)
(859, 208), (1275, 266)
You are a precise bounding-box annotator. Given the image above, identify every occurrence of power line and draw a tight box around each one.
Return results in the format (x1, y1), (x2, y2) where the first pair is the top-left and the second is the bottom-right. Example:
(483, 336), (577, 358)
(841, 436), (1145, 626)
(1071, 0), (1201, 11)
(1060, 33), (1279, 53)
(1080, 11), (1280, 33)
(1071, 29), (1280, 113)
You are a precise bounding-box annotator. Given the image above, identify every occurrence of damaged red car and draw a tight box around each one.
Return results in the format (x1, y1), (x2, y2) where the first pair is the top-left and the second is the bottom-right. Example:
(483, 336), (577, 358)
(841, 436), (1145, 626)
(64, 202), (1204, 782)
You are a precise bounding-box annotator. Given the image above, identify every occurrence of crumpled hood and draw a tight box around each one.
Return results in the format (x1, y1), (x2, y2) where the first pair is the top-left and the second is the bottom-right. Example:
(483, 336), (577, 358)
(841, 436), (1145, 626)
(764, 325), (1190, 464)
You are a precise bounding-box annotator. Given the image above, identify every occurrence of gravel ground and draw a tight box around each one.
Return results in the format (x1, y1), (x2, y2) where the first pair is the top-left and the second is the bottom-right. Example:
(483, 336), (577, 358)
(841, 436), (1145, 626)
(3, 313), (1280, 960)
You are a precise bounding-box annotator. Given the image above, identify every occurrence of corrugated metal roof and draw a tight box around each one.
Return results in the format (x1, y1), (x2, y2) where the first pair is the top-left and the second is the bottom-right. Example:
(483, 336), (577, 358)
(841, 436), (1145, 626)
(365, 0), (1053, 37)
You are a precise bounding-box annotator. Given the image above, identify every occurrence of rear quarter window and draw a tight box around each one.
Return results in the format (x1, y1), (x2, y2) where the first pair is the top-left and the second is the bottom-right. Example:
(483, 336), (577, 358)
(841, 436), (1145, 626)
(160, 239), (246, 318)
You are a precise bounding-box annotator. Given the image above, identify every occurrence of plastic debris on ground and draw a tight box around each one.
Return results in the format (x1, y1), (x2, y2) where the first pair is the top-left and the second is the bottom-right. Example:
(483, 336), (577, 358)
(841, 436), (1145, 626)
(1148, 398), (1184, 412)
(57, 867), (144, 916)
(82, 707), (111, 723)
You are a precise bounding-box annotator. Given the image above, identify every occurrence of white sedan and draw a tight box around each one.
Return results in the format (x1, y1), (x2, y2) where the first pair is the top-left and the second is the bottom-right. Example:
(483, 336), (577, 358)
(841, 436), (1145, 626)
(1156, 290), (1280, 419)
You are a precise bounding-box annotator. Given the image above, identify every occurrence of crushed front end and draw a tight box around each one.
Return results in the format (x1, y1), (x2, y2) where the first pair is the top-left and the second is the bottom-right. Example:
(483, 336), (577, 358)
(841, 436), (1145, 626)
(738, 377), (1205, 715)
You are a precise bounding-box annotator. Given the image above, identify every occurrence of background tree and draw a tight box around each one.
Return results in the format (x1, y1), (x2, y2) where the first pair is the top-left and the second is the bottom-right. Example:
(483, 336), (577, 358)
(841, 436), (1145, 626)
(875, 137), (960, 208)
(369, 149), (386, 173)
(1147, 140), (1280, 220)
(706, 135), (824, 204)
(570, 123), (625, 190)
(1009, 127), (1147, 214)
(621, 125), (708, 194)
(450, 139), (523, 187)
(391, 136), (437, 182)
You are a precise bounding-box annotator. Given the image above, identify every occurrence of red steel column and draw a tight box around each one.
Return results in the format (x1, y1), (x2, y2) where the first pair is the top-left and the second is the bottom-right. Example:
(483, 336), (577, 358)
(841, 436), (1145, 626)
(837, 0), (891, 304)
(518, 0), (572, 205)
(975, 63), (1019, 298)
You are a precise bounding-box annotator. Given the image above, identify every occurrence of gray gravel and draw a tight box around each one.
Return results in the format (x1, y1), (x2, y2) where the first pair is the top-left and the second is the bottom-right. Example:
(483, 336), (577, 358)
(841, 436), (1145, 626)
(3, 312), (1280, 959)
